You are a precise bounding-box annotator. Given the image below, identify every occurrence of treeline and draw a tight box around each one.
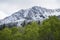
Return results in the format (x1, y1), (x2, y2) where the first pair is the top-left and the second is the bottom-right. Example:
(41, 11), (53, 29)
(0, 16), (60, 40)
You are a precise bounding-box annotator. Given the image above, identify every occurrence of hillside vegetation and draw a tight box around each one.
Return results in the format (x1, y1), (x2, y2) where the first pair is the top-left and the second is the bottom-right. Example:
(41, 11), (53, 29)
(0, 16), (60, 40)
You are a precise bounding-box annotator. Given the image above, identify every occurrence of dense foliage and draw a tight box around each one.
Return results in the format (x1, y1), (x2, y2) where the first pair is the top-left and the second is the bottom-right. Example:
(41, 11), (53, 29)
(0, 16), (60, 40)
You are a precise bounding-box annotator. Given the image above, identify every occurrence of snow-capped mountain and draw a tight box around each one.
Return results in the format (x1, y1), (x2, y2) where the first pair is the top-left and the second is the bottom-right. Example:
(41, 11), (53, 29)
(0, 6), (60, 27)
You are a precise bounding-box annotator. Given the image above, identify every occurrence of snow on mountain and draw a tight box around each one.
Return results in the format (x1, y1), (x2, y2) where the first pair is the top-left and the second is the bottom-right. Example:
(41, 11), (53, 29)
(0, 6), (60, 27)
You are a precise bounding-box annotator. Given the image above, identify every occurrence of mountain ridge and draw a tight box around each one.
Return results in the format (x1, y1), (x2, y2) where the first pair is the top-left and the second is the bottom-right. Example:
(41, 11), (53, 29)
(0, 6), (60, 27)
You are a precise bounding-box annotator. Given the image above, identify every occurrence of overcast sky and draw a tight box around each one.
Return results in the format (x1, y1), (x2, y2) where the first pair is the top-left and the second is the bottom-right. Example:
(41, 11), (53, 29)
(0, 0), (60, 19)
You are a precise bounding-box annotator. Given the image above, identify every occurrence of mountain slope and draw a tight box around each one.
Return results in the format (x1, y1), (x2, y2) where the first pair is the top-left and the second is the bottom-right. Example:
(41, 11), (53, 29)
(0, 6), (60, 27)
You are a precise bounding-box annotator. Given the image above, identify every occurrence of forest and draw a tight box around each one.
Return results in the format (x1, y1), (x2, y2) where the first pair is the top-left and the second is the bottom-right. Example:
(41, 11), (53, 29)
(0, 16), (60, 40)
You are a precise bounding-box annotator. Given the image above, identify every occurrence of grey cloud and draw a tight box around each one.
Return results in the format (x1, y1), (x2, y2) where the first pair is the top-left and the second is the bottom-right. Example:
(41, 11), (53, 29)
(0, 0), (60, 19)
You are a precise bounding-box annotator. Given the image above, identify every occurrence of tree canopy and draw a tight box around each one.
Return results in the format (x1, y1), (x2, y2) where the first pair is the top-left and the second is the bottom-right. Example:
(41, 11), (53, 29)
(0, 16), (60, 40)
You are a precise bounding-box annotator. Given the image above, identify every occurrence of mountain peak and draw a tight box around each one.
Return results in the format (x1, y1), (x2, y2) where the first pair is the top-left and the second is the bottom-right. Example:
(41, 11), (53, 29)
(0, 6), (60, 27)
(32, 6), (43, 10)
